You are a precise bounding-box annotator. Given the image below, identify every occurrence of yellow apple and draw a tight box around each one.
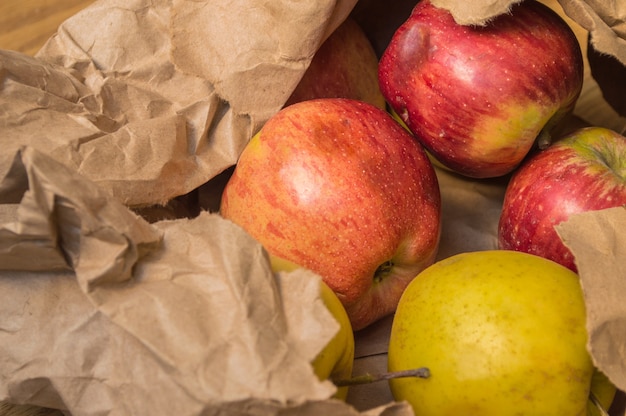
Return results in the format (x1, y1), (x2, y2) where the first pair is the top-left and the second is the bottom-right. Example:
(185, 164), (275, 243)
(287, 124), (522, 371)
(314, 279), (356, 400)
(272, 257), (355, 400)
(387, 250), (616, 415)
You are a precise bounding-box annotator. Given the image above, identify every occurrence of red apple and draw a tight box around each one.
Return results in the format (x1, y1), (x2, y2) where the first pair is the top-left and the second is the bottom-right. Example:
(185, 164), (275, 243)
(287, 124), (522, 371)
(378, 0), (584, 178)
(284, 17), (386, 110)
(220, 98), (441, 330)
(498, 126), (626, 272)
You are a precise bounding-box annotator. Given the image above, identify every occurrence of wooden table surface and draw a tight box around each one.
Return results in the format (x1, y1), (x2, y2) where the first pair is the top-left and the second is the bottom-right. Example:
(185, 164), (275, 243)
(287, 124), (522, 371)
(0, 0), (94, 55)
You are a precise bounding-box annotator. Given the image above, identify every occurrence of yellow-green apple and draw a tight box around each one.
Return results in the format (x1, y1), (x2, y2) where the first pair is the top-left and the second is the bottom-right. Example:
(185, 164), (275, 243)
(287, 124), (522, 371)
(387, 250), (616, 415)
(272, 259), (355, 400)
(588, 370), (619, 416)
(498, 127), (626, 272)
(220, 98), (442, 330)
(284, 17), (386, 110)
(313, 280), (355, 400)
(378, 0), (584, 178)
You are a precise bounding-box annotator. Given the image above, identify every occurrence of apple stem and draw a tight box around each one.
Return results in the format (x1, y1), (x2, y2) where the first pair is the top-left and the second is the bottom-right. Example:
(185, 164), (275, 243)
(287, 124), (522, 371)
(536, 105), (575, 150)
(332, 367), (430, 387)
(537, 129), (552, 150)
(374, 260), (394, 283)
(589, 391), (610, 416)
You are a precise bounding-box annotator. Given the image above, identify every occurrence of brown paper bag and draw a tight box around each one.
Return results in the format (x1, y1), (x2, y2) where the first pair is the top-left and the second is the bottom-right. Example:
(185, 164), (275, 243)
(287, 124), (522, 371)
(557, 207), (626, 393)
(0, 0), (356, 208)
(0, 146), (412, 415)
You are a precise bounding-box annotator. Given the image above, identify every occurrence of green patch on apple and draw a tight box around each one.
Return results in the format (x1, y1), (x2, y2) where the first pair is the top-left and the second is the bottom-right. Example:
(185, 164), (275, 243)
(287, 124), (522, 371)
(470, 101), (550, 158)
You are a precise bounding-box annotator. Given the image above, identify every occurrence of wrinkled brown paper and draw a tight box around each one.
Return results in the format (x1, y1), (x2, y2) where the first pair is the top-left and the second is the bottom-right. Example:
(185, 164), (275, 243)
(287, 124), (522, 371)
(556, 207), (626, 393)
(0, 0), (355, 208)
(1, 0), (626, 414)
(558, 0), (626, 66)
(0, 147), (412, 415)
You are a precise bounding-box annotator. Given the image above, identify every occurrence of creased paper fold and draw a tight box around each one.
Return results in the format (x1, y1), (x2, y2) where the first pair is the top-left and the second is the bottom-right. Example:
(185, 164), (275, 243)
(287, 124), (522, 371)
(556, 207), (626, 392)
(0, 0), (356, 208)
(0, 147), (414, 415)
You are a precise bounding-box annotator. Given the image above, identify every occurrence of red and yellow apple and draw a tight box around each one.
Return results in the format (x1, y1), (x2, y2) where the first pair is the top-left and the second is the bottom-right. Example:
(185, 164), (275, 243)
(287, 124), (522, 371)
(388, 250), (616, 415)
(284, 17), (386, 110)
(498, 126), (626, 272)
(378, 0), (584, 178)
(220, 98), (441, 330)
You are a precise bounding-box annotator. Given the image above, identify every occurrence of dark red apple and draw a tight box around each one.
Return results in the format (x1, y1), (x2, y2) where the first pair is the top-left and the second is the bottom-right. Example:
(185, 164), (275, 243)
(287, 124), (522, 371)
(284, 17), (386, 110)
(378, 0), (584, 178)
(498, 127), (626, 272)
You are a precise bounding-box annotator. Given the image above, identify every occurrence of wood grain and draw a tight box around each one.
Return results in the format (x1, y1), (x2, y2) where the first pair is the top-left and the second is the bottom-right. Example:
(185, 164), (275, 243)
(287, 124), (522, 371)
(0, 0), (93, 55)
(0, 403), (62, 416)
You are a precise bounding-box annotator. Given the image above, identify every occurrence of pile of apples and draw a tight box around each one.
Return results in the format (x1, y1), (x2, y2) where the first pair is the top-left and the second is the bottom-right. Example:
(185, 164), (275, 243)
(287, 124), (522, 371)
(217, 0), (626, 414)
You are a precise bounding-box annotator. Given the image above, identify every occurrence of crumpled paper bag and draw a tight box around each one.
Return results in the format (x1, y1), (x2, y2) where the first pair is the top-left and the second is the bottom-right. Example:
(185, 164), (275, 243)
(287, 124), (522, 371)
(556, 207), (626, 394)
(0, 0), (355, 208)
(0, 146), (412, 415)
(558, 0), (626, 66)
